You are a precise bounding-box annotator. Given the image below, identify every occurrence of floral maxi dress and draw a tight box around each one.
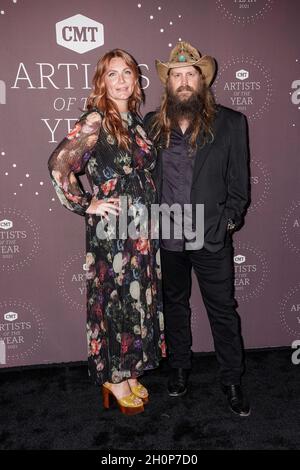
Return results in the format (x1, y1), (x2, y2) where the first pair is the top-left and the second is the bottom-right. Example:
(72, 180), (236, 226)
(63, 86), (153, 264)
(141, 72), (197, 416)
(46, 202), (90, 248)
(48, 109), (166, 385)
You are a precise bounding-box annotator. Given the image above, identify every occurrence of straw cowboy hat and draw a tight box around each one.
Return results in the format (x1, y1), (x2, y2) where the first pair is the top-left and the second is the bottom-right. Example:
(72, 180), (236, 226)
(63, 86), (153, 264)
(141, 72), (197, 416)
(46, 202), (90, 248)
(155, 41), (216, 87)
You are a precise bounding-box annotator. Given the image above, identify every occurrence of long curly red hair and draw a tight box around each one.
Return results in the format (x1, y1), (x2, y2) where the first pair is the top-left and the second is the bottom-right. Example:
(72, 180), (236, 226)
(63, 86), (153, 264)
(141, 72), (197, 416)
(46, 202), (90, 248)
(87, 49), (143, 150)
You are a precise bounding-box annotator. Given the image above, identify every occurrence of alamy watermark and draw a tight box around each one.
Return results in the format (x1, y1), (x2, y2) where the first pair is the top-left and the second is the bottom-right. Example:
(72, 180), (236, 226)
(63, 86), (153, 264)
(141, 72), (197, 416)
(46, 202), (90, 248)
(93, 196), (205, 251)
(291, 340), (300, 365)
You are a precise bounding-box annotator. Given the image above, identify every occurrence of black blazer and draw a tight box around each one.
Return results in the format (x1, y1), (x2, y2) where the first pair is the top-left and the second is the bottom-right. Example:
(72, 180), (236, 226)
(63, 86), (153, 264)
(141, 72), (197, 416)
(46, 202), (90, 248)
(144, 105), (250, 252)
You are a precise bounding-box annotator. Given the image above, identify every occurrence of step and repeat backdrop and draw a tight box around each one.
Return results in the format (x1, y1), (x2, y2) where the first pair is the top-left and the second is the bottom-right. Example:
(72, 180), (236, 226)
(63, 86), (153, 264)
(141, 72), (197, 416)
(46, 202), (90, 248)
(0, 0), (299, 367)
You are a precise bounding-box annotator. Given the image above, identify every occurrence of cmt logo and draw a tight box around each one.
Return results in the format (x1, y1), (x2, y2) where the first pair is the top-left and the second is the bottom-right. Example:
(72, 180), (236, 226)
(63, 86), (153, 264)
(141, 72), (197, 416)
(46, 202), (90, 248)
(56, 14), (104, 54)
(234, 254), (246, 264)
(4, 312), (18, 322)
(236, 69), (249, 81)
(0, 219), (13, 230)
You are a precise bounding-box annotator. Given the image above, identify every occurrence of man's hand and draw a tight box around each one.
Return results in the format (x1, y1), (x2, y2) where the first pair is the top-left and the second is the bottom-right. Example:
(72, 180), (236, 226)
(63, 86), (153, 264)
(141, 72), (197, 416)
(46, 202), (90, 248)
(227, 218), (236, 232)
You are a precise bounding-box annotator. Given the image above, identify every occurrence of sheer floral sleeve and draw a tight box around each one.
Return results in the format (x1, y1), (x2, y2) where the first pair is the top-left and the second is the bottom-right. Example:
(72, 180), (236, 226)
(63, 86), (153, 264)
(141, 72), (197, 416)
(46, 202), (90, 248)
(48, 110), (101, 216)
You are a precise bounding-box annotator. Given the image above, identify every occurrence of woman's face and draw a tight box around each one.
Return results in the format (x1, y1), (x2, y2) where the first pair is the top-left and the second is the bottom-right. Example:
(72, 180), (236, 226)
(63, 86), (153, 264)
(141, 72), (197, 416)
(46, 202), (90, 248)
(104, 57), (136, 108)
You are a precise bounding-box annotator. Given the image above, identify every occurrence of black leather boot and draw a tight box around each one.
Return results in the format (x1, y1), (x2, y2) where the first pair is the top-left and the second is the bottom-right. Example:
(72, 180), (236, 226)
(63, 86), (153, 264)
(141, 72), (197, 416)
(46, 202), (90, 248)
(167, 368), (189, 397)
(221, 384), (251, 416)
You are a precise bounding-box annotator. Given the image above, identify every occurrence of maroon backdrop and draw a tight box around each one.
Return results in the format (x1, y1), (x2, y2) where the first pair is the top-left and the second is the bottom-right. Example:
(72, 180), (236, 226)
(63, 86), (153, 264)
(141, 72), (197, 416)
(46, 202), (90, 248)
(1, 0), (299, 367)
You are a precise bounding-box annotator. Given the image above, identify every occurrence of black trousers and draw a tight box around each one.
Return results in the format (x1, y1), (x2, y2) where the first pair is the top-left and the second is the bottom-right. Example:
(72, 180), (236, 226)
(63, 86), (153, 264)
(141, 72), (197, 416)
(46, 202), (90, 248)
(160, 234), (244, 385)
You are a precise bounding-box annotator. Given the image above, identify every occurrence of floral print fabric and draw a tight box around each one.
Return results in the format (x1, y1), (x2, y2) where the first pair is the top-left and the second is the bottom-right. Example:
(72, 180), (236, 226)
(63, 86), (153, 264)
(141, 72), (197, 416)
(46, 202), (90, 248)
(48, 108), (166, 384)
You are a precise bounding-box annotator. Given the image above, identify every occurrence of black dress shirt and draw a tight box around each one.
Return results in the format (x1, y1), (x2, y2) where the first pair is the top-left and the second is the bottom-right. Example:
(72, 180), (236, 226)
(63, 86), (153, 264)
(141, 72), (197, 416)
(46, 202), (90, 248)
(160, 126), (195, 251)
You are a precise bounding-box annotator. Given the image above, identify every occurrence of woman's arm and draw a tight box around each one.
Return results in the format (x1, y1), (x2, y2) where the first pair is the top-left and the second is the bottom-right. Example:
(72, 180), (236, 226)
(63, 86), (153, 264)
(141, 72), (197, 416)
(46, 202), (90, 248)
(47, 111), (101, 216)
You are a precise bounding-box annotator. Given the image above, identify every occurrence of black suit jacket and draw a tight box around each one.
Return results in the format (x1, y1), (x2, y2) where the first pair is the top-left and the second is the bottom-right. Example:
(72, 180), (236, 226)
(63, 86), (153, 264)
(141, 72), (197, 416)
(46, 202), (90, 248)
(144, 105), (250, 252)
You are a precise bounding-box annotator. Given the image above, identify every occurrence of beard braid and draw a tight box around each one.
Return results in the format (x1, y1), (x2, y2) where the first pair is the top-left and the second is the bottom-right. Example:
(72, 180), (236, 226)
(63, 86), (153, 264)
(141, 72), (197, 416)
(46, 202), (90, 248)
(166, 84), (204, 128)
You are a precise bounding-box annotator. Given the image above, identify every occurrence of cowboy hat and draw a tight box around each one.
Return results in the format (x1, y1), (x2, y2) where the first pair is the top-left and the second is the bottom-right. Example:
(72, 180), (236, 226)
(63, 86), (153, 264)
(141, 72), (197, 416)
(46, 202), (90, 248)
(155, 41), (216, 86)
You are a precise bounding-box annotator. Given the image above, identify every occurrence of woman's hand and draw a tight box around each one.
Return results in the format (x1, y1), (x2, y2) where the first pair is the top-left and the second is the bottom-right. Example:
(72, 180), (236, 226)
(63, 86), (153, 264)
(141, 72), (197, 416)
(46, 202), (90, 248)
(86, 197), (121, 219)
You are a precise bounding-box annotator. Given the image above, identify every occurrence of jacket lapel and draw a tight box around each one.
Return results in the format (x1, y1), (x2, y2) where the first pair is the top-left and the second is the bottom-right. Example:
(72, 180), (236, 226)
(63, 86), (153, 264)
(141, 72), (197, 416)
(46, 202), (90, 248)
(192, 140), (213, 187)
(191, 109), (221, 187)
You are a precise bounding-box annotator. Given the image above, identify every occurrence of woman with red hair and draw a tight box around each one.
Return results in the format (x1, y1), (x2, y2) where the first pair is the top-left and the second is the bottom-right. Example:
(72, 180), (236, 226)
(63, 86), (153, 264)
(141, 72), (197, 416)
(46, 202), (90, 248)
(48, 49), (165, 415)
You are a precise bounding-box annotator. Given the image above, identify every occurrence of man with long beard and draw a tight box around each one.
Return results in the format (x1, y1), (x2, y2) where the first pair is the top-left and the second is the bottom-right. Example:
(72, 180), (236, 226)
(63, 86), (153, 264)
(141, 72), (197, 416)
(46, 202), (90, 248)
(144, 42), (251, 416)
